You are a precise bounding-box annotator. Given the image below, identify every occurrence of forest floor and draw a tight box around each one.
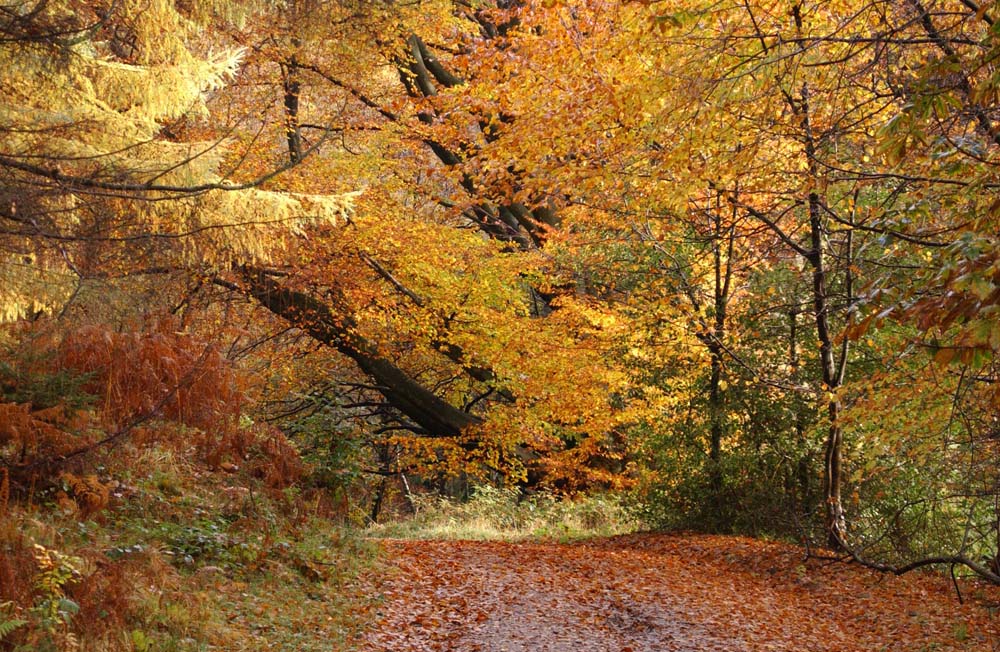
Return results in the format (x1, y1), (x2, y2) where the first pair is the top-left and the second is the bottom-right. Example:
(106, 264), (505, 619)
(355, 534), (1000, 652)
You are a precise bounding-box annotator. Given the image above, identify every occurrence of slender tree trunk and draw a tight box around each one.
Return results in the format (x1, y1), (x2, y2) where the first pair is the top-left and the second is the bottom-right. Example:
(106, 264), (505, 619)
(993, 489), (1000, 576)
(707, 195), (731, 529)
(804, 135), (846, 549)
(708, 345), (723, 481)
(282, 55), (303, 164)
(370, 477), (386, 524)
(793, 1), (846, 547)
(707, 341), (727, 529)
(706, 187), (739, 531)
(789, 307), (812, 516)
(369, 443), (395, 524)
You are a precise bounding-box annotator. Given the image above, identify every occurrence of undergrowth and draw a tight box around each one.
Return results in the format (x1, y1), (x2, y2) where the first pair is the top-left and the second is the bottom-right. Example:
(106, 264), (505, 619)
(367, 485), (641, 542)
(0, 443), (377, 652)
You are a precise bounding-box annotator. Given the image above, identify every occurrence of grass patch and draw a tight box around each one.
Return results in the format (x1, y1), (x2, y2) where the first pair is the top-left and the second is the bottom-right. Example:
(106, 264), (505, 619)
(366, 485), (641, 542)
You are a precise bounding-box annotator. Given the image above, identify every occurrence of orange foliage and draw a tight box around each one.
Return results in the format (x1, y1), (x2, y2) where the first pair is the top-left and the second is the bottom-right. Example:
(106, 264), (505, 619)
(362, 535), (1000, 652)
(1, 319), (247, 479)
(248, 427), (305, 490)
(68, 559), (136, 640)
(55, 320), (243, 432)
(69, 551), (178, 641)
(0, 467), (8, 517)
(58, 472), (111, 519)
(0, 401), (95, 466)
(0, 526), (34, 607)
(204, 423), (304, 489)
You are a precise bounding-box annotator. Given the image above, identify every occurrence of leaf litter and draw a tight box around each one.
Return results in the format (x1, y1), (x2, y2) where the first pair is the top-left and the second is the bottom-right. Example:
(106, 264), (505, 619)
(356, 533), (1000, 651)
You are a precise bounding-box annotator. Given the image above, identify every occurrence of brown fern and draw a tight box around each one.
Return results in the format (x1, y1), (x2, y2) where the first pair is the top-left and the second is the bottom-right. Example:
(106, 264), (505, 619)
(59, 473), (110, 519)
(249, 427), (305, 489)
(2, 318), (246, 489)
(0, 467), (9, 518)
(56, 318), (244, 434)
(0, 402), (95, 472)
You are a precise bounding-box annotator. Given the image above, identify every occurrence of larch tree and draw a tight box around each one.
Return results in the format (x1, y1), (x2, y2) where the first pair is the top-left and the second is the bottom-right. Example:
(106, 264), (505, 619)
(0, 0), (355, 323)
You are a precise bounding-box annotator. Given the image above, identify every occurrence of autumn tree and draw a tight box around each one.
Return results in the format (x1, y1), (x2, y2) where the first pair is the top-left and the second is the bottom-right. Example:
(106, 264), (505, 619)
(620, 0), (1000, 576)
(425, 0), (1000, 576)
(194, 0), (644, 493)
(0, 0), (357, 486)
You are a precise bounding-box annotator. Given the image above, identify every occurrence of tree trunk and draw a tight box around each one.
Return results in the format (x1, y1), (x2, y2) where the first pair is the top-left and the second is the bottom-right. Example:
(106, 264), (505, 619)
(788, 0), (847, 547)
(282, 55), (303, 164)
(789, 308), (812, 517)
(394, 30), (558, 248)
(805, 162), (846, 549)
(707, 194), (732, 529)
(242, 267), (481, 438)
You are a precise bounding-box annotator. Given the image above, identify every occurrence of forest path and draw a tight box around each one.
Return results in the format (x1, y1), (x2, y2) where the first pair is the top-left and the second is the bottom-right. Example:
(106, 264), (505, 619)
(356, 534), (1000, 652)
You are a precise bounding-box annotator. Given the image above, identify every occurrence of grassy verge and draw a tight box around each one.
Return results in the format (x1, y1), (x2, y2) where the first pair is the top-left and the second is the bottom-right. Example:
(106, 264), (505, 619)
(365, 485), (641, 542)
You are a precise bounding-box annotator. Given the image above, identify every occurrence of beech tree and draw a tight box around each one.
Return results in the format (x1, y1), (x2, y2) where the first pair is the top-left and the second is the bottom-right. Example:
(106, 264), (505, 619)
(196, 0), (640, 489)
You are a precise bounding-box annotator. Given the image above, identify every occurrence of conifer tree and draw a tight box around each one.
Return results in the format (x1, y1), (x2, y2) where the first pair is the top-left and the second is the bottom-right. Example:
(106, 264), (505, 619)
(0, 0), (354, 321)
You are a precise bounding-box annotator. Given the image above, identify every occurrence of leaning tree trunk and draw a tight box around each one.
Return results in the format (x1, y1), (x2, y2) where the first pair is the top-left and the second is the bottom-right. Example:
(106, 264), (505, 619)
(242, 267), (481, 438)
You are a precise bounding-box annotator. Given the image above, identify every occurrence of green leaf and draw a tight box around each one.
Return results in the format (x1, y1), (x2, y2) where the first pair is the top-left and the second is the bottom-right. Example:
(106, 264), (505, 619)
(57, 598), (79, 616)
(0, 618), (26, 640)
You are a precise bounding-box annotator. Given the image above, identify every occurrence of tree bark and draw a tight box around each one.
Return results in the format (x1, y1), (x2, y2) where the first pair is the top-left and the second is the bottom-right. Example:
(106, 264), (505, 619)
(801, 81), (846, 549)
(241, 267), (481, 438)
(282, 55), (304, 164)
(394, 26), (559, 248)
(707, 191), (734, 529)
(789, 307), (812, 516)
(793, 3), (846, 548)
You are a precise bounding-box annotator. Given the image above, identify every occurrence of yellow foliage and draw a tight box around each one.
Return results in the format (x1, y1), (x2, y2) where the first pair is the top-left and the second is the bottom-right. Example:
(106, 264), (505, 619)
(0, 0), (359, 322)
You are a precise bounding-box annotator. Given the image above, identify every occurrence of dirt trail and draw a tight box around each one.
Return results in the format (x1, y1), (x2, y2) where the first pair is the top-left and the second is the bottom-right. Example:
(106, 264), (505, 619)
(357, 534), (1000, 652)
